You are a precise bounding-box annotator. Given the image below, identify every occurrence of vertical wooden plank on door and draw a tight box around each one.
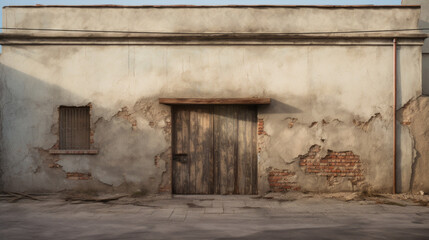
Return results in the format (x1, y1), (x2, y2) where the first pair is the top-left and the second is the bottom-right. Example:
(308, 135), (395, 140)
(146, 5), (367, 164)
(213, 107), (220, 194)
(172, 104), (257, 195)
(237, 105), (257, 194)
(251, 106), (258, 194)
(214, 105), (237, 194)
(172, 106), (190, 194)
(189, 106), (213, 194)
(237, 106), (246, 194)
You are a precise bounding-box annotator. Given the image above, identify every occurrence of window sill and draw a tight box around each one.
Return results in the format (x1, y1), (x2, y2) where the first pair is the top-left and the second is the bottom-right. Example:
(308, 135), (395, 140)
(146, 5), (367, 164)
(49, 149), (99, 155)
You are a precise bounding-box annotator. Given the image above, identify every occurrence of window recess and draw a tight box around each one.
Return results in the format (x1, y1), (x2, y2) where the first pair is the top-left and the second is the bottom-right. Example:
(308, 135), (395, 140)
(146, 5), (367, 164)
(50, 106), (98, 155)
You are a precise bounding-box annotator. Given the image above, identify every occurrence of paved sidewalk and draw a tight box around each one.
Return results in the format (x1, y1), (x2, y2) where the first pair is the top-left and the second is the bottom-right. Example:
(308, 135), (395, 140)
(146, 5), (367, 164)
(1, 194), (429, 239)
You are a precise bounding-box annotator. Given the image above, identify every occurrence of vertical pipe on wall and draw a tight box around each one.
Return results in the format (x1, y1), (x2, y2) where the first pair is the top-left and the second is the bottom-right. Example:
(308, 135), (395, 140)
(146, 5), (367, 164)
(393, 38), (397, 194)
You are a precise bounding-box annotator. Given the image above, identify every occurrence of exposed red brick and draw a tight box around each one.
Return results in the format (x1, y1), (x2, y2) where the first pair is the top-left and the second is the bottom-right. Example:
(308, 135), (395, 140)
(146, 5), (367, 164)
(66, 172), (92, 180)
(401, 121), (411, 125)
(49, 149), (99, 155)
(298, 146), (364, 186)
(258, 119), (267, 135)
(268, 169), (300, 192)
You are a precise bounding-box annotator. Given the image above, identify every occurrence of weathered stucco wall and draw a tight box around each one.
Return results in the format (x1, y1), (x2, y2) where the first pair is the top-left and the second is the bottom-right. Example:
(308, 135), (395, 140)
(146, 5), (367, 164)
(0, 6), (427, 194)
(424, 54), (429, 94)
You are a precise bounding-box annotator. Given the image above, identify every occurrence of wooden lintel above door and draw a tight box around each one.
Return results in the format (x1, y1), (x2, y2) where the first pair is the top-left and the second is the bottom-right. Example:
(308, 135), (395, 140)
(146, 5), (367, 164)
(159, 98), (271, 105)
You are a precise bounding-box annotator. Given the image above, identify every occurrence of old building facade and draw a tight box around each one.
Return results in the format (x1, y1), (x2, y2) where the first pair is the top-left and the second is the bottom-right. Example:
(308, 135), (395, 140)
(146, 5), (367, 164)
(0, 5), (428, 195)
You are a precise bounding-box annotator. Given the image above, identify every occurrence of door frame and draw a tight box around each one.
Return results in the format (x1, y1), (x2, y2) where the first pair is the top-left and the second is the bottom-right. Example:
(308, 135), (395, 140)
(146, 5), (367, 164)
(162, 98), (270, 195)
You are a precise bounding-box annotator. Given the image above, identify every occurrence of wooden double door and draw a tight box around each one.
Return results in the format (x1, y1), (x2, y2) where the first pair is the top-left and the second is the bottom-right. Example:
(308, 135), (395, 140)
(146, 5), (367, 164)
(172, 105), (257, 194)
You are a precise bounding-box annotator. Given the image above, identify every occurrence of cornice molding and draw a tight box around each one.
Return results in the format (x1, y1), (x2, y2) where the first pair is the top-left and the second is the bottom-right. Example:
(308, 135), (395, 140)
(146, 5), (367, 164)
(0, 33), (426, 46)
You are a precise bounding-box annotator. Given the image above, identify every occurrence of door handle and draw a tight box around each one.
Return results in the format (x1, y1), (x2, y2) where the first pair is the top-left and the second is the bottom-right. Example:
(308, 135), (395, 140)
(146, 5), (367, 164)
(173, 153), (188, 163)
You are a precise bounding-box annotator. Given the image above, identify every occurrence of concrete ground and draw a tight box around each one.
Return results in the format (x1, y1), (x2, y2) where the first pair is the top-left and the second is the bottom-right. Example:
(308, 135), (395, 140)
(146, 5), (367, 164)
(1, 193), (429, 240)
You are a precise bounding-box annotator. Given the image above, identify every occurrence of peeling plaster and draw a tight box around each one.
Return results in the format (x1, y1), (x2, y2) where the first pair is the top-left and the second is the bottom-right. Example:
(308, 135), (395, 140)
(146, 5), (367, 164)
(113, 106), (138, 130)
(258, 108), (390, 194)
(353, 113), (382, 131)
(284, 117), (298, 128)
(309, 122), (318, 128)
(298, 145), (364, 187)
(397, 96), (429, 193)
(90, 101), (170, 191)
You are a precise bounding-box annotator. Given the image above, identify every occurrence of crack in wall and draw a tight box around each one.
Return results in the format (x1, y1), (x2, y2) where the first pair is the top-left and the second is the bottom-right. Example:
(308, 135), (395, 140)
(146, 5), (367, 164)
(157, 147), (172, 193)
(400, 111), (418, 193)
(397, 96), (427, 193)
(410, 148), (420, 192)
(353, 113), (381, 131)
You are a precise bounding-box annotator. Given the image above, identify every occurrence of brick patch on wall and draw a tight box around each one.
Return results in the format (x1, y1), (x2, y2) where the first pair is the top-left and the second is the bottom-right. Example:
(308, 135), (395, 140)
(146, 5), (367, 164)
(258, 118), (267, 135)
(158, 186), (171, 193)
(66, 172), (92, 180)
(299, 145), (363, 185)
(268, 169), (301, 192)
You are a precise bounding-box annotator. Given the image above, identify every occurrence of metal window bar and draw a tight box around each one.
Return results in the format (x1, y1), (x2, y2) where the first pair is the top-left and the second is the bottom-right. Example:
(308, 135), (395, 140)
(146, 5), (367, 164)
(59, 106), (90, 149)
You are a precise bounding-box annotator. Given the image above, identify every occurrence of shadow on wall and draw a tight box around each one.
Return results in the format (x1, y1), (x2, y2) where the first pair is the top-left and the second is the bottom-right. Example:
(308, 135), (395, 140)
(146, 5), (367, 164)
(258, 98), (303, 114)
(423, 54), (429, 95)
(0, 60), (2, 191)
(0, 62), (169, 193)
(396, 48), (403, 194)
(415, 18), (429, 95)
(0, 58), (307, 193)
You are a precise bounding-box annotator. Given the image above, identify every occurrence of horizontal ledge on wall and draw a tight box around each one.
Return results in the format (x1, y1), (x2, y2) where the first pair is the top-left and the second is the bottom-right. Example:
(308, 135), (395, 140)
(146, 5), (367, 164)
(4, 5), (422, 8)
(0, 33), (426, 45)
(159, 98), (271, 105)
(49, 149), (99, 155)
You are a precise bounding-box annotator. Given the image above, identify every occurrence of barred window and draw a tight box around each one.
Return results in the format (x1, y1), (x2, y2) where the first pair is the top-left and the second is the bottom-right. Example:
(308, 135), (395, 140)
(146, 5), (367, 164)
(59, 106), (90, 150)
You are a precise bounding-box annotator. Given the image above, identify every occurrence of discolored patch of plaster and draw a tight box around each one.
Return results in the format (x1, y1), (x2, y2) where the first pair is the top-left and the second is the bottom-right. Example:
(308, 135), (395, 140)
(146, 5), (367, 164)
(93, 116), (168, 188)
(113, 106), (137, 130)
(36, 147), (61, 170)
(284, 117), (298, 128)
(79, 98), (172, 193)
